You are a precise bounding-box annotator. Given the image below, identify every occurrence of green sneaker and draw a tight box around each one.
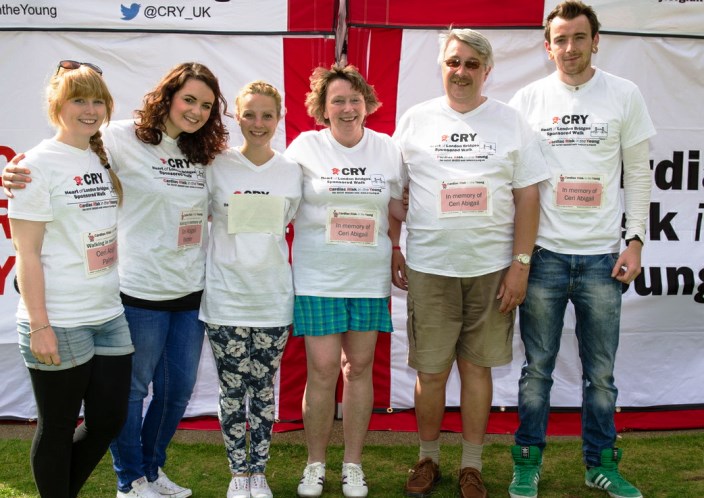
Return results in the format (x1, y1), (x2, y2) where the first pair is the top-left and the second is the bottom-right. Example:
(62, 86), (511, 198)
(508, 445), (541, 498)
(585, 448), (642, 498)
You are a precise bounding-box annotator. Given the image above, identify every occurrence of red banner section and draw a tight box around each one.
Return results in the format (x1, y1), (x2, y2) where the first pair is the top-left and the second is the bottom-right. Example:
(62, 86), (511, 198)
(344, 27), (405, 410)
(283, 36), (337, 146)
(278, 36), (336, 422)
(368, 409), (704, 434)
(288, 0), (338, 32)
(346, 27), (403, 136)
(348, 0), (545, 28)
(177, 408), (704, 434)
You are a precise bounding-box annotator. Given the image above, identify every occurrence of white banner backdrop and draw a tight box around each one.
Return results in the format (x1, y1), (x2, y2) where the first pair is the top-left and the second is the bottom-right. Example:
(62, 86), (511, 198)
(389, 29), (704, 410)
(1, 25), (702, 422)
(0, 1), (290, 32)
(544, 0), (704, 36)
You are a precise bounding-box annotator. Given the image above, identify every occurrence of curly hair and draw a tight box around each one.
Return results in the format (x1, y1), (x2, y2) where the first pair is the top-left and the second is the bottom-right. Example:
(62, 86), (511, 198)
(48, 65), (123, 204)
(545, 1), (600, 42)
(304, 64), (381, 127)
(134, 62), (229, 165)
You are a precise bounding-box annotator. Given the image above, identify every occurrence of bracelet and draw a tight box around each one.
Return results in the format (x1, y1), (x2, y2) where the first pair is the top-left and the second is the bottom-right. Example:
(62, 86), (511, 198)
(392, 246), (402, 251)
(29, 324), (50, 335)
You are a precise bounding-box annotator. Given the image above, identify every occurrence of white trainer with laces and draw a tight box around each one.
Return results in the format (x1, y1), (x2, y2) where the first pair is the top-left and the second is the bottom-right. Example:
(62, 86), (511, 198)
(250, 473), (273, 498)
(297, 462), (326, 497)
(341, 462), (368, 498)
(150, 468), (192, 498)
(227, 474), (251, 498)
(116, 476), (161, 498)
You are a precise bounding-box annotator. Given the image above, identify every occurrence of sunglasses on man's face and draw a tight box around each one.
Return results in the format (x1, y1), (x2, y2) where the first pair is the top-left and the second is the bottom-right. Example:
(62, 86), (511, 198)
(56, 60), (103, 75)
(444, 58), (483, 70)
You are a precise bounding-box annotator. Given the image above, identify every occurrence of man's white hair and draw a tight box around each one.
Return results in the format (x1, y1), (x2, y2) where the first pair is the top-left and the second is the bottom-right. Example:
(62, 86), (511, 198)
(438, 28), (494, 68)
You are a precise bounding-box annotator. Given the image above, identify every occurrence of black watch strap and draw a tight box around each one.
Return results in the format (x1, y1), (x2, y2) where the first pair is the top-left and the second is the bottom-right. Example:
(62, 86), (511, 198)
(625, 235), (644, 246)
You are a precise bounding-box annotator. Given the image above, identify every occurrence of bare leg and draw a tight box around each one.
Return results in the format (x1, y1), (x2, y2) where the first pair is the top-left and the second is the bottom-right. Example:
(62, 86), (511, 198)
(457, 357), (492, 445)
(414, 366), (453, 442)
(302, 334), (342, 463)
(340, 330), (378, 463)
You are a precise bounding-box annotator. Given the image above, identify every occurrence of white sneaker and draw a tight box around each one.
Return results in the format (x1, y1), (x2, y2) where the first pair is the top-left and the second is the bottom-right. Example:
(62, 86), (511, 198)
(250, 474), (273, 498)
(150, 468), (192, 498)
(117, 477), (162, 498)
(297, 462), (326, 497)
(227, 475), (251, 498)
(341, 463), (368, 498)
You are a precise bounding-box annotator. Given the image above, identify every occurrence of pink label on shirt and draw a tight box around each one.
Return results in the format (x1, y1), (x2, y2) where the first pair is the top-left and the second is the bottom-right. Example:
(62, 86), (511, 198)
(86, 239), (117, 272)
(178, 208), (205, 248)
(440, 186), (488, 214)
(329, 216), (376, 244)
(178, 224), (203, 247)
(556, 181), (603, 208)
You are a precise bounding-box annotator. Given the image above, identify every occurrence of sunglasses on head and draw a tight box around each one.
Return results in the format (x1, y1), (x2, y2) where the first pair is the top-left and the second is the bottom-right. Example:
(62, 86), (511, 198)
(444, 58), (483, 70)
(56, 60), (103, 75)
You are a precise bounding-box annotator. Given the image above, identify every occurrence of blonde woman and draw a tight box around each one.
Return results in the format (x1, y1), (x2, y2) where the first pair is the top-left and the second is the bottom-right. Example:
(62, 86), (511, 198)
(9, 60), (133, 498)
(5, 62), (230, 498)
(200, 81), (302, 498)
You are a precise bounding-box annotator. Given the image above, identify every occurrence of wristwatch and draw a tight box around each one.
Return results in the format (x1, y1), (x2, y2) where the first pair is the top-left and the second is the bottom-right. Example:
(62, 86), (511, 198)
(625, 235), (644, 246)
(512, 253), (531, 265)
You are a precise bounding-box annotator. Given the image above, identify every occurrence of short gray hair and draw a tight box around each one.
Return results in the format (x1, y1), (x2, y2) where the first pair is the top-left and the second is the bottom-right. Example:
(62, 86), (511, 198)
(438, 28), (494, 68)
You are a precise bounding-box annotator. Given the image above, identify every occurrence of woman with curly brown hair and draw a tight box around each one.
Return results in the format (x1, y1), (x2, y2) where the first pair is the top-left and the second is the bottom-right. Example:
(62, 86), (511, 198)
(102, 62), (229, 498)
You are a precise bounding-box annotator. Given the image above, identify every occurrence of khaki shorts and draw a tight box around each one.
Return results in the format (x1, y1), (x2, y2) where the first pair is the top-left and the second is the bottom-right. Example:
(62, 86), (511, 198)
(406, 266), (514, 373)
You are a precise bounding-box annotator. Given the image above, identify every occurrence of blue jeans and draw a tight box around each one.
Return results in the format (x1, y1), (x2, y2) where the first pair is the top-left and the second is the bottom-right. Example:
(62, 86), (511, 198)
(515, 247), (622, 467)
(109, 306), (204, 491)
(18, 314), (134, 371)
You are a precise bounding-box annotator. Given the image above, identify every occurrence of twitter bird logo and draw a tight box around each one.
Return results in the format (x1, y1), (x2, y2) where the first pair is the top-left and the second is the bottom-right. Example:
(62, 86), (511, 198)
(120, 3), (140, 21)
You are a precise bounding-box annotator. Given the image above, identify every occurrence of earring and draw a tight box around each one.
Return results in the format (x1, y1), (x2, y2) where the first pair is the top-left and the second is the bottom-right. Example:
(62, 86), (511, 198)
(592, 46), (599, 54)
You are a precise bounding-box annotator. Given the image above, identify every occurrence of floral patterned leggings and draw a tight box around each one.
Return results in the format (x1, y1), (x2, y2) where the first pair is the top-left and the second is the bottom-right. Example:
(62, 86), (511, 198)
(205, 324), (289, 474)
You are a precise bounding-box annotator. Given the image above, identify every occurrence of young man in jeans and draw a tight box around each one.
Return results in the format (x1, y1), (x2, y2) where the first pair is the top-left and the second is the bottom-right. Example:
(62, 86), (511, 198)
(508, 2), (655, 497)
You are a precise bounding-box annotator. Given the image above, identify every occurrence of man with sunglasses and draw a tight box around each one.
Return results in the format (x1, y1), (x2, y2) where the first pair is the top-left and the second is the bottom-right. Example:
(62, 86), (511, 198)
(507, 2), (655, 498)
(392, 28), (548, 498)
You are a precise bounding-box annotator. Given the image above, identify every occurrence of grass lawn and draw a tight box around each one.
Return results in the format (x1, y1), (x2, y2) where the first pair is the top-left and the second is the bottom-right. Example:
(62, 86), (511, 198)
(1, 432), (703, 497)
